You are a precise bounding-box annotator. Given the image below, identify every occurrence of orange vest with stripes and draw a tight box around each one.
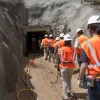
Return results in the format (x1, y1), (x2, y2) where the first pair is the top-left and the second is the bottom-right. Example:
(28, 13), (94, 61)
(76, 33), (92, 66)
(81, 35), (100, 75)
(59, 46), (76, 69)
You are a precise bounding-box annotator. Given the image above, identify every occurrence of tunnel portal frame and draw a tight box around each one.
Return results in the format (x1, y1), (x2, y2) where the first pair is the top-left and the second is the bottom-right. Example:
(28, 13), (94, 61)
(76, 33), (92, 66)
(23, 25), (51, 56)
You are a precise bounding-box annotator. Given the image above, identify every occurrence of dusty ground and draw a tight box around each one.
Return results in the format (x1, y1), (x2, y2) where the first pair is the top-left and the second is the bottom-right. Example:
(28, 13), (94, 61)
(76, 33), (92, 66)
(11, 55), (87, 100)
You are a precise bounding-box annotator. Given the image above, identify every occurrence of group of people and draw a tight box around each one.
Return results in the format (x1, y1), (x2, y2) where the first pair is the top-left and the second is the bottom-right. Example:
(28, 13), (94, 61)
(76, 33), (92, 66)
(40, 15), (100, 100)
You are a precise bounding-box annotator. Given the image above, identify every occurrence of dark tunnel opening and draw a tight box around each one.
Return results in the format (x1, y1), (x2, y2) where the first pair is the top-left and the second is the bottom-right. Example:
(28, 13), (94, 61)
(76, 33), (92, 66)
(26, 31), (48, 55)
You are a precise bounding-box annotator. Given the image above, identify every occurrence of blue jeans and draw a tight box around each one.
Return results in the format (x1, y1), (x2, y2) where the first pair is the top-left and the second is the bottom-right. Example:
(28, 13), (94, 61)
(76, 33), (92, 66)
(88, 81), (100, 100)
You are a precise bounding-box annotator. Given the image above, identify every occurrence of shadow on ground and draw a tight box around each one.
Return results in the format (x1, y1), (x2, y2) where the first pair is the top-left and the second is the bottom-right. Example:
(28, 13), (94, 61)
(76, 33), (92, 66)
(72, 93), (87, 100)
(73, 69), (80, 74)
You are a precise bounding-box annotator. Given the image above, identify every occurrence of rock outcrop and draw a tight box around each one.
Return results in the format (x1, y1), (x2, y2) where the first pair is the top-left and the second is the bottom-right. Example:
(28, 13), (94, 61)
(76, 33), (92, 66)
(22, 0), (100, 41)
(0, 0), (28, 99)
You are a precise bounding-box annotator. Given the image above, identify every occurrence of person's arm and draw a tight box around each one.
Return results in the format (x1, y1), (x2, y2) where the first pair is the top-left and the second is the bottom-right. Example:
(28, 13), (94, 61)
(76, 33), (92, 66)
(74, 39), (80, 49)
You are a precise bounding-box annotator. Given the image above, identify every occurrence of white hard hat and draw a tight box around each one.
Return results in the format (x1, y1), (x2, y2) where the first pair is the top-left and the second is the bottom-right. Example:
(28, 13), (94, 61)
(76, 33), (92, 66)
(59, 33), (64, 37)
(87, 15), (100, 25)
(55, 37), (60, 41)
(45, 34), (48, 37)
(65, 34), (71, 37)
(76, 28), (83, 33)
(49, 34), (53, 37)
(64, 34), (72, 41)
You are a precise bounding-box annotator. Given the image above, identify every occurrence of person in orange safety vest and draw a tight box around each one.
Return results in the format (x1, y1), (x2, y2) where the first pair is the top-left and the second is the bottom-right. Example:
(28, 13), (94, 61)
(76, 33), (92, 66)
(78, 15), (100, 100)
(54, 33), (65, 76)
(74, 28), (88, 67)
(59, 34), (76, 100)
(41, 34), (49, 60)
(74, 28), (88, 89)
(48, 34), (55, 62)
(53, 37), (60, 48)
(53, 37), (60, 64)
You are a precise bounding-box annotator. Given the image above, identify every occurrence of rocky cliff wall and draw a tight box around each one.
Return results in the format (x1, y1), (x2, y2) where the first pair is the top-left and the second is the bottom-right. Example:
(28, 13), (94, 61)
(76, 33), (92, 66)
(22, 0), (100, 42)
(0, 0), (28, 99)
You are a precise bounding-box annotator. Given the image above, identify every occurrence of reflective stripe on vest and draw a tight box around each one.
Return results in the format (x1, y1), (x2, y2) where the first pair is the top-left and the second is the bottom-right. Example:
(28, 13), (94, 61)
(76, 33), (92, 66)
(60, 48), (75, 63)
(86, 40), (100, 68)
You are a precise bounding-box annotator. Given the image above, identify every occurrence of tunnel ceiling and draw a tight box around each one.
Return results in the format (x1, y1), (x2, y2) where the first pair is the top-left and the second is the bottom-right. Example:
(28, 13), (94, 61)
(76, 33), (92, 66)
(23, 25), (51, 35)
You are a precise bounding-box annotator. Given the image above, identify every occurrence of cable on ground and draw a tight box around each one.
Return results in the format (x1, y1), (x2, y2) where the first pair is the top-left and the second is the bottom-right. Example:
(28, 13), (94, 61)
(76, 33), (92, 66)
(17, 59), (38, 100)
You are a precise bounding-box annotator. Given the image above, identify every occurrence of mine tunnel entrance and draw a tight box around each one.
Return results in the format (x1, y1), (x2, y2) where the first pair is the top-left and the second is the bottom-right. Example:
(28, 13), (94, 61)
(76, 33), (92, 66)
(23, 25), (51, 56)
(27, 31), (47, 54)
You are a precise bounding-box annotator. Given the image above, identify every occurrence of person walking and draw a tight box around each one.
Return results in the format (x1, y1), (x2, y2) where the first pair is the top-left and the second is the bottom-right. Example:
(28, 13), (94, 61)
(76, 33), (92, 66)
(78, 15), (100, 100)
(53, 37), (60, 48)
(74, 28), (88, 68)
(74, 28), (88, 89)
(60, 34), (76, 100)
(41, 34), (49, 60)
(48, 34), (55, 62)
(54, 33), (65, 76)
(53, 37), (60, 64)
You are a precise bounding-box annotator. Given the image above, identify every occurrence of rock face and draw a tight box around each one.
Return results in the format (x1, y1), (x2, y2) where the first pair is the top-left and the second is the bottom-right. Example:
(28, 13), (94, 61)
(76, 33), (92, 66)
(0, 0), (28, 99)
(22, 0), (100, 40)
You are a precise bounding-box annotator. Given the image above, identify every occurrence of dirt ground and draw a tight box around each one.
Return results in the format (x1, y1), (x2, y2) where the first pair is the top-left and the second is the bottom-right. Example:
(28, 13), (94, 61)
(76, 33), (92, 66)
(11, 55), (87, 100)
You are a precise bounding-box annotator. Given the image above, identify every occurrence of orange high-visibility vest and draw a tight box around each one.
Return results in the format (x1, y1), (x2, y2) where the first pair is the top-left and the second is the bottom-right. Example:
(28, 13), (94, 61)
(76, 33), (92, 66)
(81, 35), (100, 75)
(59, 46), (76, 69)
(75, 35), (88, 55)
(48, 39), (55, 47)
(42, 38), (48, 46)
(57, 40), (65, 54)
(53, 41), (59, 48)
